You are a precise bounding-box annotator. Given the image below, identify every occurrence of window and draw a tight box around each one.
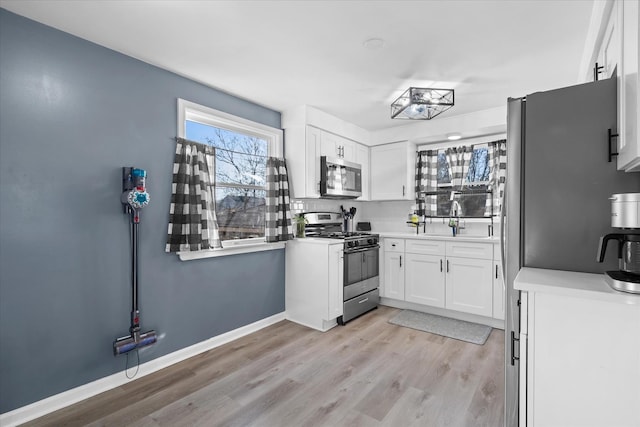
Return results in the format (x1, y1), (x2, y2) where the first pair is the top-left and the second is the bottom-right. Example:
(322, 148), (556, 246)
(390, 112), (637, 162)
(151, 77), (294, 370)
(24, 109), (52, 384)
(435, 146), (491, 217)
(178, 99), (283, 243)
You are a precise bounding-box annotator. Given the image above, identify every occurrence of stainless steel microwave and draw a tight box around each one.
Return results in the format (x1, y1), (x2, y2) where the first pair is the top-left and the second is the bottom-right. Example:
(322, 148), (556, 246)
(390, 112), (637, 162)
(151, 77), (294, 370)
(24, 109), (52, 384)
(320, 156), (362, 199)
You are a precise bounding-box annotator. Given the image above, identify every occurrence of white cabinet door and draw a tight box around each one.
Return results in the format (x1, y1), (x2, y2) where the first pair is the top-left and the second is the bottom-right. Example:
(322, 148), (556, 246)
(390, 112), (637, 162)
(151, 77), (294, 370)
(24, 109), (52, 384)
(327, 244), (344, 320)
(356, 142), (370, 200)
(618, 0), (640, 172)
(405, 253), (445, 308)
(370, 141), (414, 200)
(445, 257), (493, 317)
(383, 252), (405, 300)
(320, 131), (341, 158)
(519, 292), (528, 427)
(527, 291), (640, 427)
(492, 261), (505, 320)
(305, 125), (322, 198)
(320, 131), (355, 161)
(341, 137), (355, 162)
(597, 2), (620, 80)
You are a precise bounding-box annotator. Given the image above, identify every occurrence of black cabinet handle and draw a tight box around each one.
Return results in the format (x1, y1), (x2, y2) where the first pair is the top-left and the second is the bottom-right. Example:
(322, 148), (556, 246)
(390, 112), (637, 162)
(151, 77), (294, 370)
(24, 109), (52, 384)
(496, 264), (499, 279)
(593, 62), (604, 81)
(402, 185), (405, 197)
(608, 128), (619, 162)
(399, 255), (402, 267)
(440, 259), (443, 272)
(511, 331), (520, 366)
(446, 259), (449, 273)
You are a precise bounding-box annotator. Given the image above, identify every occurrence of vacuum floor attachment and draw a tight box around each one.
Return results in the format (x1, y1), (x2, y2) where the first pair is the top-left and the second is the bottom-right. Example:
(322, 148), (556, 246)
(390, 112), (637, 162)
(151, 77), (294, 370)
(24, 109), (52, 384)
(114, 330), (157, 355)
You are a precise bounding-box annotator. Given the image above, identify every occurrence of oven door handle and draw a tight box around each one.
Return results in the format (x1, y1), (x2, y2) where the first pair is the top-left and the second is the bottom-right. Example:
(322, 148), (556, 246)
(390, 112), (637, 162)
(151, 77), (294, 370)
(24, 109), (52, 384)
(344, 246), (380, 254)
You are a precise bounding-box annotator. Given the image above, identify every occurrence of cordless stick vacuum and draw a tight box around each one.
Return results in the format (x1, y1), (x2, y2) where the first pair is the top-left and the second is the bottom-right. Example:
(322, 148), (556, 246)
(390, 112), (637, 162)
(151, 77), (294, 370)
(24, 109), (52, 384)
(113, 167), (157, 356)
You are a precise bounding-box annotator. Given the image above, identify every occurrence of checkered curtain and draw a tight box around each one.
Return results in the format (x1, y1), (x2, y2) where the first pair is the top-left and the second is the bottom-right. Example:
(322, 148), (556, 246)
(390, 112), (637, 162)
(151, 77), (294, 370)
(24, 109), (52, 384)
(265, 157), (293, 242)
(445, 146), (472, 190)
(485, 139), (507, 216)
(165, 138), (222, 252)
(415, 150), (439, 216)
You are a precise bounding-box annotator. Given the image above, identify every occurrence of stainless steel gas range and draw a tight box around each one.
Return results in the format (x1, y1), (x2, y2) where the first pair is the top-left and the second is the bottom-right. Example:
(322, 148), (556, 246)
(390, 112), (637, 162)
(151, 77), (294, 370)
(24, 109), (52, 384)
(303, 212), (380, 324)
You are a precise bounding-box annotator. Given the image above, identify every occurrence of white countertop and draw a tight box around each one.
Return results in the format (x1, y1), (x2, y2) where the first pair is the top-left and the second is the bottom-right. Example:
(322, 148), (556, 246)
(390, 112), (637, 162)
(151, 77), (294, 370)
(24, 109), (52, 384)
(515, 267), (640, 305)
(378, 231), (499, 243)
(289, 237), (343, 245)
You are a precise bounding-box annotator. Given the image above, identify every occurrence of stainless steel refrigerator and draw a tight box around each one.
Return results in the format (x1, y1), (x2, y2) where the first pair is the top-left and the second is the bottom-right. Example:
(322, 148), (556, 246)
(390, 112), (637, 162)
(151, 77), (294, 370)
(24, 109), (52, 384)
(502, 76), (640, 426)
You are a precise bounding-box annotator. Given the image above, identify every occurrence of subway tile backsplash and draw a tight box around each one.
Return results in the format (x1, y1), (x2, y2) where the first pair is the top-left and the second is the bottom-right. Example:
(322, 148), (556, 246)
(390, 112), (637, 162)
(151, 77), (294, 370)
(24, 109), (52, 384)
(292, 199), (495, 237)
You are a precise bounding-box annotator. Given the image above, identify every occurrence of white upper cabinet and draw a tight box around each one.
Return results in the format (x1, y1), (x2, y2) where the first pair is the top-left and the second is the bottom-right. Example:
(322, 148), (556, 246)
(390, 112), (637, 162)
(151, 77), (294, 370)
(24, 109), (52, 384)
(596, 2), (620, 80)
(320, 131), (355, 161)
(591, 1), (640, 172)
(283, 124), (320, 198)
(617, 0), (640, 171)
(282, 105), (370, 199)
(355, 142), (370, 200)
(370, 141), (416, 200)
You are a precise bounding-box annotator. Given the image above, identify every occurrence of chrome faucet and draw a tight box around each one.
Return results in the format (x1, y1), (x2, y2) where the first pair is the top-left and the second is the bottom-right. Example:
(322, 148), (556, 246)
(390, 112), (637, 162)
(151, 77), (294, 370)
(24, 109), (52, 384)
(448, 199), (464, 236)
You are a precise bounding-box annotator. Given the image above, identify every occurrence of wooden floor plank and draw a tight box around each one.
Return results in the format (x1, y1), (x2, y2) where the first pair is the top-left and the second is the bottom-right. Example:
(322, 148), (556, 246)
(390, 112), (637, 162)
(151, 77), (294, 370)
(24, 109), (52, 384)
(22, 307), (504, 427)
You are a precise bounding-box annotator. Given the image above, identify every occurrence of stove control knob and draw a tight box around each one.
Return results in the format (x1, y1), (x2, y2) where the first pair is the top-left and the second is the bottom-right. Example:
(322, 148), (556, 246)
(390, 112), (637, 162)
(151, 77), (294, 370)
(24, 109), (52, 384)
(347, 241), (355, 248)
(353, 241), (359, 247)
(367, 238), (374, 245)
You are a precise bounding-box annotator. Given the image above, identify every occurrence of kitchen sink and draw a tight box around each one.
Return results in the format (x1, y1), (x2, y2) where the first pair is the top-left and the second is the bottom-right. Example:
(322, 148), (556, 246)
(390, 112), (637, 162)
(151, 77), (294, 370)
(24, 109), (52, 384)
(422, 234), (492, 240)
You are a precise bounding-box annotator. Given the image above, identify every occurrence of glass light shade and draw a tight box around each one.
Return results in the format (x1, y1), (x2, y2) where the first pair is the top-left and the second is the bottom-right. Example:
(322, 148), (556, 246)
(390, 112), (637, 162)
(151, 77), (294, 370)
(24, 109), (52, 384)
(391, 87), (454, 120)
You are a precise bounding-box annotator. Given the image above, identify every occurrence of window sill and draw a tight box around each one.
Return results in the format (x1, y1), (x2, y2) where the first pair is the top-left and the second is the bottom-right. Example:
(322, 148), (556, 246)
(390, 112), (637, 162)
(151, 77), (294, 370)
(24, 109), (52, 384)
(178, 241), (286, 261)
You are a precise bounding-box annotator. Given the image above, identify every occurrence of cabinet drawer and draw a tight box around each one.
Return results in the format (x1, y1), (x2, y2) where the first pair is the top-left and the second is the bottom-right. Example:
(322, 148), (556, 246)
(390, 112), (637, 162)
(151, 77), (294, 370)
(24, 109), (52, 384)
(445, 241), (493, 259)
(405, 239), (446, 255)
(384, 238), (405, 253)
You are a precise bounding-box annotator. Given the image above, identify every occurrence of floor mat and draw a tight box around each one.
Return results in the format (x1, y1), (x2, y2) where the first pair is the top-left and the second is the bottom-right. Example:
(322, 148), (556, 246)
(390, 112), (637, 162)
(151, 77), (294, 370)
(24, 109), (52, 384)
(388, 309), (492, 345)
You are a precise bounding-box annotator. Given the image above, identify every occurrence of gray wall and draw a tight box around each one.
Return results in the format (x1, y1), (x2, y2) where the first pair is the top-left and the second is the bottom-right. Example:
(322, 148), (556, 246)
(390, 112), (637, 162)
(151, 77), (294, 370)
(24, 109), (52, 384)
(0, 9), (285, 413)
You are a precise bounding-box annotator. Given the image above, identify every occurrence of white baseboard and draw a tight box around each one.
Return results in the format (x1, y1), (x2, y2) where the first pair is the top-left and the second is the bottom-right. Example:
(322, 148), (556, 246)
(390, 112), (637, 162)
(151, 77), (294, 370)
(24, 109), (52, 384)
(0, 312), (286, 427)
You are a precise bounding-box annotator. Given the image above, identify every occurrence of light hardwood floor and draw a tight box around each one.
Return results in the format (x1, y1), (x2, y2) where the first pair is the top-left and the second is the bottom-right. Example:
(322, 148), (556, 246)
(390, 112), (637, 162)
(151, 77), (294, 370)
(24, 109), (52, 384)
(24, 306), (504, 427)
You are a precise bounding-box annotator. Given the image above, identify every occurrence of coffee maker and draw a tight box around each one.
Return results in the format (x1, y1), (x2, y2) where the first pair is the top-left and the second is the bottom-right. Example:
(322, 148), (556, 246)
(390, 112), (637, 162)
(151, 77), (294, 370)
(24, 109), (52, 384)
(597, 193), (640, 293)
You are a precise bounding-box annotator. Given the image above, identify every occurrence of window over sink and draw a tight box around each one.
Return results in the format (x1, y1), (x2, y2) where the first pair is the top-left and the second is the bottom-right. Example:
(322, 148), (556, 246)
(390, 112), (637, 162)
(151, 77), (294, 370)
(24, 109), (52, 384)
(416, 138), (506, 219)
(436, 146), (490, 217)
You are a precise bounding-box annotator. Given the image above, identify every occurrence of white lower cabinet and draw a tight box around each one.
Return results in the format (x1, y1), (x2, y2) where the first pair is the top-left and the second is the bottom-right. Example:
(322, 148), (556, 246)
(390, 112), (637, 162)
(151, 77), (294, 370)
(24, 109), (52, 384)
(383, 251), (405, 300)
(381, 237), (500, 321)
(285, 240), (343, 331)
(405, 253), (445, 307)
(444, 256), (493, 317)
(518, 279), (640, 427)
(327, 244), (344, 321)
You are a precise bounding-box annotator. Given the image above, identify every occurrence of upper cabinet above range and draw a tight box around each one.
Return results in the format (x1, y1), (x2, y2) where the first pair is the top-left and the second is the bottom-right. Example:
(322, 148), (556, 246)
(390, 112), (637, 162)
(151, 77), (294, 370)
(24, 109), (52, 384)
(319, 130), (355, 160)
(282, 105), (371, 199)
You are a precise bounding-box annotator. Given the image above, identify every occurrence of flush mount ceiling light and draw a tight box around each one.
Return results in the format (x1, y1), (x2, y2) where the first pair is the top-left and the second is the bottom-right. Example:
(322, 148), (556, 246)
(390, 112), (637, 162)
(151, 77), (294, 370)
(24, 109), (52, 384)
(447, 133), (462, 141)
(391, 87), (454, 120)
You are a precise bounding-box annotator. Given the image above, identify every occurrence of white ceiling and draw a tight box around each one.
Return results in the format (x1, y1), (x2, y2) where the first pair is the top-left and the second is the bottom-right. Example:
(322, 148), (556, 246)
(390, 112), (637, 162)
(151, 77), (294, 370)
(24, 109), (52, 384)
(1, 0), (595, 132)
